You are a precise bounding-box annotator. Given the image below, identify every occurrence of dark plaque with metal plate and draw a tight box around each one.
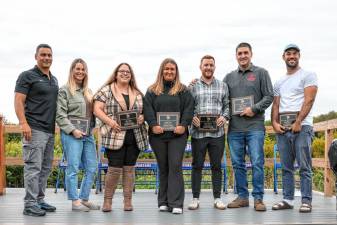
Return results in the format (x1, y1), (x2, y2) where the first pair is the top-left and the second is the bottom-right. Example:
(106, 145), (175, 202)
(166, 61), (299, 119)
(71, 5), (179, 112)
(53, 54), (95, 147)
(279, 112), (298, 129)
(69, 117), (90, 134)
(117, 110), (139, 130)
(231, 95), (254, 115)
(157, 112), (180, 131)
(198, 114), (218, 132)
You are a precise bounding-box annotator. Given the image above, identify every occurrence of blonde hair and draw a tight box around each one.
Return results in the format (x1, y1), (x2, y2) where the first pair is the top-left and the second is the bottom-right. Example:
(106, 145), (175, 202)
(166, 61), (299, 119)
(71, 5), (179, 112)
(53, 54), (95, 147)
(67, 58), (92, 102)
(149, 58), (185, 96)
(101, 62), (143, 95)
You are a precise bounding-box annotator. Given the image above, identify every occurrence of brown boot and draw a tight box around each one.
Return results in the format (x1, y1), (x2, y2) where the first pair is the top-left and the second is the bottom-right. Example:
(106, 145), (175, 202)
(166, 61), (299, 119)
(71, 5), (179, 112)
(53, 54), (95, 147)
(102, 167), (122, 212)
(123, 166), (135, 211)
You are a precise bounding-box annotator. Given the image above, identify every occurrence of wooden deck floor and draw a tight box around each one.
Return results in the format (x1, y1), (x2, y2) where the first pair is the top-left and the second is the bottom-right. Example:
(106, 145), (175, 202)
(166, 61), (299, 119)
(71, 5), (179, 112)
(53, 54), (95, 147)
(0, 188), (336, 225)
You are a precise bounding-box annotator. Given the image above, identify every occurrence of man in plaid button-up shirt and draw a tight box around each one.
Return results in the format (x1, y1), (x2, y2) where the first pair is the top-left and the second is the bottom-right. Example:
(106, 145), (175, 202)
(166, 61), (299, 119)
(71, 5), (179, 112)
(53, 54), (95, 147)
(188, 55), (230, 210)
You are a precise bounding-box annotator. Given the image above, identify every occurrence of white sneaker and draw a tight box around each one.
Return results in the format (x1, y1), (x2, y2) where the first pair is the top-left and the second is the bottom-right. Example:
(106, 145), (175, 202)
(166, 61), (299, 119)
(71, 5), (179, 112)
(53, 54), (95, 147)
(214, 198), (226, 210)
(188, 198), (200, 210)
(172, 208), (183, 214)
(159, 205), (169, 211)
(72, 203), (90, 212)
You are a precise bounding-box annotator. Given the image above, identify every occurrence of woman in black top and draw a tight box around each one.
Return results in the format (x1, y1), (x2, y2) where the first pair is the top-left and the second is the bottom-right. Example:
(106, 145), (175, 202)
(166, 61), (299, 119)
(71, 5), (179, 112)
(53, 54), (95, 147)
(144, 58), (194, 214)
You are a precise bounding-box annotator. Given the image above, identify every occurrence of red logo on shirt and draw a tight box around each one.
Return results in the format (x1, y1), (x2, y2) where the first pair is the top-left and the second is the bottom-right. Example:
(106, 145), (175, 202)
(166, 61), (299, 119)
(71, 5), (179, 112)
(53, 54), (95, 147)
(247, 73), (256, 81)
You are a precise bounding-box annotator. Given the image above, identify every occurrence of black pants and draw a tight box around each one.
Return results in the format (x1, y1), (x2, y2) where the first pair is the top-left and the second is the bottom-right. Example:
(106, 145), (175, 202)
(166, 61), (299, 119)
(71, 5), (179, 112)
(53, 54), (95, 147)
(106, 130), (140, 168)
(191, 135), (225, 198)
(150, 133), (187, 208)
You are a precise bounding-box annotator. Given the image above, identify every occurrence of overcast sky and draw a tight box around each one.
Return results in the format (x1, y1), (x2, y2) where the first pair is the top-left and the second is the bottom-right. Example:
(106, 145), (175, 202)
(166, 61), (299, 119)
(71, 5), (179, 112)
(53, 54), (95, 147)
(1, 0), (336, 123)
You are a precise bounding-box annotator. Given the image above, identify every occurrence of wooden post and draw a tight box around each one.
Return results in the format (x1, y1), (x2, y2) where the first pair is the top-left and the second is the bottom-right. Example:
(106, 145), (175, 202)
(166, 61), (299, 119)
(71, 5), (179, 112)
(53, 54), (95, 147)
(0, 116), (6, 195)
(324, 129), (334, 196)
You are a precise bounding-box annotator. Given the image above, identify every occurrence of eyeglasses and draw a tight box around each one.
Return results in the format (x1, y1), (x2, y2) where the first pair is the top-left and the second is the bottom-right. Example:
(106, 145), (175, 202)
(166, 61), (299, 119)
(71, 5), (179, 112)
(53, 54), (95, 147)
(118, 70), (131, 75)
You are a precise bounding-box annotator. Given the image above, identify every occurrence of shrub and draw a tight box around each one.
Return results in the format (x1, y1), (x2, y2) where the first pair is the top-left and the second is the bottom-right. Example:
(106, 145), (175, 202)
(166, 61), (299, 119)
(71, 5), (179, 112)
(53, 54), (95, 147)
(312, 136), (325, 158)
(264, 134), (276, 158)
(5, 141), (22, 157)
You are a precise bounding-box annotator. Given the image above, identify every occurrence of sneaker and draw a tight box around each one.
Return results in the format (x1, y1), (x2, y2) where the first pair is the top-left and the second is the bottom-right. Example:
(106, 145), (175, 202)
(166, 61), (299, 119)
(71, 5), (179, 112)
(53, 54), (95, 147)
(214, 198), (226, 210)
(227, 197), (249, 208)
(81, 201), (100, 210)
(159, 205), (169, 212)
(38, 202), (56, 212)
(188, 198), (200, 210)
(172, 208), (183, 214)
(23, 205), (46, 217)
(254, 199), (266, 211)
(72, 203), (90, 212)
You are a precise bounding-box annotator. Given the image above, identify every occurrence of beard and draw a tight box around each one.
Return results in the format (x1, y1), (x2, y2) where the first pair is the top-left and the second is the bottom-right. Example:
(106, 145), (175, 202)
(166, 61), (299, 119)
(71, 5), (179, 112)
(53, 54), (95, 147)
(286, 60), (298, 69)
(203, 71), (214, 79)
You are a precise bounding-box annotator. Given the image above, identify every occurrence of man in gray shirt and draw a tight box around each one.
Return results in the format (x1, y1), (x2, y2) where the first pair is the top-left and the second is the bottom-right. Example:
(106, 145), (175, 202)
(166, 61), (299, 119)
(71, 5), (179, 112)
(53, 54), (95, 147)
(224, 42), (273, 211)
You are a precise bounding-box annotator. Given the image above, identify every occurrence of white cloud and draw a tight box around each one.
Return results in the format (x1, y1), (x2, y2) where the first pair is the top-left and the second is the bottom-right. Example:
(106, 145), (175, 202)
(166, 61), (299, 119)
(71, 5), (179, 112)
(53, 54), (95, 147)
(1, 0), (337, 122)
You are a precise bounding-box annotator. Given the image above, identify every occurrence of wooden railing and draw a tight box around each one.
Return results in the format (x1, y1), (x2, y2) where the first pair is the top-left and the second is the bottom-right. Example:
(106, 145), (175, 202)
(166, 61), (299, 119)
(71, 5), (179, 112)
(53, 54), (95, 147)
(0, 115), (336, 196)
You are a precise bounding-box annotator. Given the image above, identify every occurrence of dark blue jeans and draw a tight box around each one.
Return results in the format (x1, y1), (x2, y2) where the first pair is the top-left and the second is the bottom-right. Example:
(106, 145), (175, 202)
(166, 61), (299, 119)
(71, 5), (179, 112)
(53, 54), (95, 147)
(228, 130), (265, 200)
(276, 125), (314, 204)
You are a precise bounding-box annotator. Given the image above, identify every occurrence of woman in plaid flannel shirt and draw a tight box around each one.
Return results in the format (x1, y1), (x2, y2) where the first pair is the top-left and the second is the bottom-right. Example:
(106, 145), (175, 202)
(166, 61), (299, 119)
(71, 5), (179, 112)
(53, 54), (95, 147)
(93, 63), (148, 212)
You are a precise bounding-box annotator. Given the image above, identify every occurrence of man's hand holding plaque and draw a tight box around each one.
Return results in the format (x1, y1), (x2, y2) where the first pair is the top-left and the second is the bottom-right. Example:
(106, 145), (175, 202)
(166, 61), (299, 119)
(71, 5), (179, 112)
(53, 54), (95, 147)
(194, 114), (225, 132)
(240, 107), (255, 117)
(272, 120), (285, 134)
(278, 111), (299, 132)
(231, 95), (254, 116)
(216, 116), (226, 127)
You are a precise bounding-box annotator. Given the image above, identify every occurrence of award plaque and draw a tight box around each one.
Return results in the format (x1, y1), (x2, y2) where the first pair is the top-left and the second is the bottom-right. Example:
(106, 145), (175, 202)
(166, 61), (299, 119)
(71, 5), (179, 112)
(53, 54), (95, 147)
(198, 114), (219, 132)
(231, 95), (254, 115)
(117, 110), (139, 130)
(157, 112), (180, 131)
(69, 117), (90, 134)
(279, 112), (298, 129)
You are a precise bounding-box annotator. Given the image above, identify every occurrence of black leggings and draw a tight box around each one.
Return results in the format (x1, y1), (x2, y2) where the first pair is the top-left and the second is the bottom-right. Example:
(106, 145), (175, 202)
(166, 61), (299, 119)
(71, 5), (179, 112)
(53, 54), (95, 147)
(150, 133), (187, 208)
(106, 130), (140, 168)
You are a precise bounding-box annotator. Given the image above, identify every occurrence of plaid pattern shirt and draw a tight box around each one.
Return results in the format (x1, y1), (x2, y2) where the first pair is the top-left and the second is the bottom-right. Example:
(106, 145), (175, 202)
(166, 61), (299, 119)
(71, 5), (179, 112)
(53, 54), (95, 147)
(94, 85), (148, 151)
(189, 77), (230, 139)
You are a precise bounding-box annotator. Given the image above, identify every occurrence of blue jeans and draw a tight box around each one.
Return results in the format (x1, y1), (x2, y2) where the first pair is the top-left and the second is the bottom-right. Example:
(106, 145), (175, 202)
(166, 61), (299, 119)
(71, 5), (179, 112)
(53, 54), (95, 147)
(228, 130), (265, 200)
(276, 125), (314, 204)
(61, 132), (97, 201)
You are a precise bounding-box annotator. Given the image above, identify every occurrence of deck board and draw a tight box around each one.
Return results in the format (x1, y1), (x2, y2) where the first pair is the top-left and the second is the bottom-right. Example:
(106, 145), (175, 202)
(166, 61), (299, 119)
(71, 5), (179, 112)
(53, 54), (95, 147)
(0, 189), (336, 224)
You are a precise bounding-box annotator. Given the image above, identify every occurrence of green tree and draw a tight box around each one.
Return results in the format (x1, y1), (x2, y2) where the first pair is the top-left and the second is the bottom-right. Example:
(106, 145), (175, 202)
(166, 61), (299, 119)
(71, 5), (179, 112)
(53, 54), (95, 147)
(313, 111), (337, 123)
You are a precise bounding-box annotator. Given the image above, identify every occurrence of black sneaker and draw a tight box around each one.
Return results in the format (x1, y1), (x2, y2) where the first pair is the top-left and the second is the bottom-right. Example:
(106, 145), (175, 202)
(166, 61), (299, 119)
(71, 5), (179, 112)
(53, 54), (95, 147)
(23, 205), (46, 217)
(38, 202), (56, 212)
